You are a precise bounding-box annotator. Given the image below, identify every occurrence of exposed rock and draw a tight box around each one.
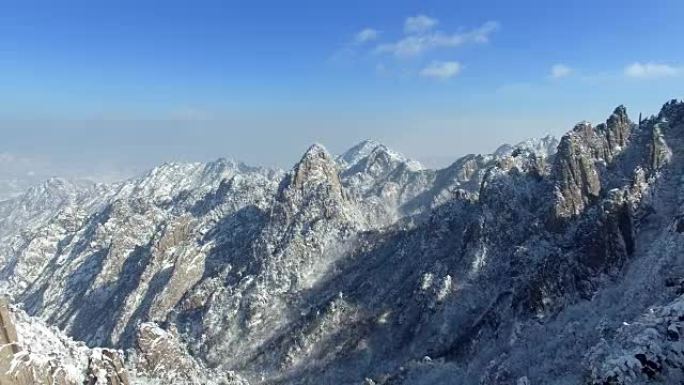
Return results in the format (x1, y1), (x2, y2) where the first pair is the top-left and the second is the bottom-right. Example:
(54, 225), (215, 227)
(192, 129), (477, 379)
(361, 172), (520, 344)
(553, 122), (607, 219)
(131, 322), (248, 384)
(0, 296), (129, 385)
(552, 106), (634, 220)
(0, 100), (683, 385)
(0, 296), (32, 385)
(83, 349), (129, 385)
(286, 143), (344, 201)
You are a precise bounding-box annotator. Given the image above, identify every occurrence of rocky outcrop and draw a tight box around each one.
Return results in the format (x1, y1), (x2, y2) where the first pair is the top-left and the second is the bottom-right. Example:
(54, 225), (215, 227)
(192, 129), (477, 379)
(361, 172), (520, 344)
(552, 106), (633, 220)
(553, 122), (603, 218)
(83, 350), (129, 385)
(604, 105), (632, 153)
(131, 322), (248, 385)
(1, 100), (684, 385)
(275, 143), (353, 227)
(0, 296), (129, 385)
(285, 143), (344, 201)
(587, 293), (684, 384)
(648, 121), (671, 170)
(0, 297), (32, 385)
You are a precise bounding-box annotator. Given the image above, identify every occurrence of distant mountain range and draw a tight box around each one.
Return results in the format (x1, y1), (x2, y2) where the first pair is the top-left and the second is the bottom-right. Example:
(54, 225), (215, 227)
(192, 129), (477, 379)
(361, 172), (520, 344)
(1, 100), (683, 384)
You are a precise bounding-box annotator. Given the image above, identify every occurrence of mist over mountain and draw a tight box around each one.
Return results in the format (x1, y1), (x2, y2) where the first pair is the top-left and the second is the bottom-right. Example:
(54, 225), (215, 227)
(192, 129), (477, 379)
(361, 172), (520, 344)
(0, 153), (143, 202)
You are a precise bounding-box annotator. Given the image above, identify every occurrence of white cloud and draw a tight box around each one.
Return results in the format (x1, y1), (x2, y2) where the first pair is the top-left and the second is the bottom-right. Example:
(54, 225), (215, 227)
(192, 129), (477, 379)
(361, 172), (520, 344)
(420, 61), (462, 79)
(376, 21), (499, 57)
(355, 28), (379, 44)
(550, 64), (572, 79)
(467, 21), (500, 43)
(624, 62), (681, 78)
(404, 15), (439, 34)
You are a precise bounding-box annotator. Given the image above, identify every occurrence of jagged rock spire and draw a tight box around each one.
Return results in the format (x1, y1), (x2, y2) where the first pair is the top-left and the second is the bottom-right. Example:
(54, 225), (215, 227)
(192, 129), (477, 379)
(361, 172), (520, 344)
(552, 106), (633, 219)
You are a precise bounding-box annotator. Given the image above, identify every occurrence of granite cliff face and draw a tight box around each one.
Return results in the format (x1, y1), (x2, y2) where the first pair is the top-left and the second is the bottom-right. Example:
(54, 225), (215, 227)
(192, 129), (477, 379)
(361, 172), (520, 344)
(1, 100), (684, 384)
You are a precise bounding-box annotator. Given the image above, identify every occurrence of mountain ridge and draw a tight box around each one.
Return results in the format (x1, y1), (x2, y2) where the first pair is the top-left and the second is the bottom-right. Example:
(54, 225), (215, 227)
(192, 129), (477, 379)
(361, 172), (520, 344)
(1, 100), (683, 384)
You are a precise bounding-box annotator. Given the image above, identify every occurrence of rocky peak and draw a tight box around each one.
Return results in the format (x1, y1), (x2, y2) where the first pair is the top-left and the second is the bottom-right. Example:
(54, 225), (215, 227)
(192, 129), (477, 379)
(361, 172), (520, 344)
(334, 140), (431, 224)
(338, 139), (423, 173)
(605, 105), (630, 150)
(3, 99), (684, 385)
(271, 143), (351, 232)
(552, 127), (603, 219)
(22, 177), (93, 204)
(301, 142), (332, 162)
(0, 177), (103, 239)
(552, 107), (635, 219)
(117, 161), (205, 201)
(286, 143), (343, 197)
(494, 135), (559, 159)
(658, 98), (684, 122)
(338, 139), (383, 166)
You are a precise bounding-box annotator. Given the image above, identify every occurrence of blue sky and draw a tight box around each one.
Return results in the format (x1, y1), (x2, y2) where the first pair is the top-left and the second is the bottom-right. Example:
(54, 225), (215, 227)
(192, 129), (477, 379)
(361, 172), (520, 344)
(1, 0), (684, 177)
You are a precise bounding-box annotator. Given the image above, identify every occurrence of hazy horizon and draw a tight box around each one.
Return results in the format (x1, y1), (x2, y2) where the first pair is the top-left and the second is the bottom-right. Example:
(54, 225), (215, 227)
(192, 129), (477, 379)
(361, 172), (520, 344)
(2, 0), (684, 188)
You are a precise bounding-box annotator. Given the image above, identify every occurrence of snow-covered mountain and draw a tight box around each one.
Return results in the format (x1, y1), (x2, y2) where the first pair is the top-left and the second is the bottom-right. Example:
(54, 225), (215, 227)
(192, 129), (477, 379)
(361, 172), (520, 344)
(1, 100), (684, 384)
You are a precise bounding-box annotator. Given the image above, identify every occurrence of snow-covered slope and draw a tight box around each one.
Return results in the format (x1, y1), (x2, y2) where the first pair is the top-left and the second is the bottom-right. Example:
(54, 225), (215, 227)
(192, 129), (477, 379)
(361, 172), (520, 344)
(1, 100), (683, 385)
(0, 295), (129, 385)
(0, 295), (249, 385)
